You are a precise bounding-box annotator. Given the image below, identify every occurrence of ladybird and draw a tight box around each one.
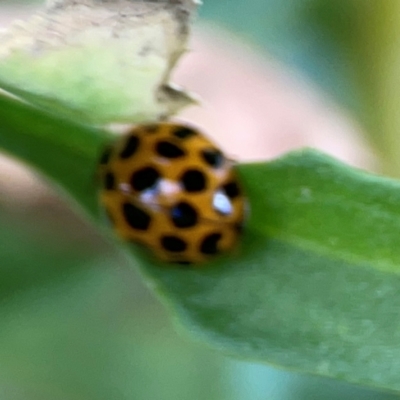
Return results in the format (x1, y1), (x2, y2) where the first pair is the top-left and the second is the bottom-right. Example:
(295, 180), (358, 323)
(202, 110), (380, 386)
(98, 122), (247, 265)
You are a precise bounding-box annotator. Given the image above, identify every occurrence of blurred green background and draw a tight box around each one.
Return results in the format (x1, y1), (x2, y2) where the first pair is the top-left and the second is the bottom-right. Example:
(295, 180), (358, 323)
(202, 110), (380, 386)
(1, 0), (400, 399)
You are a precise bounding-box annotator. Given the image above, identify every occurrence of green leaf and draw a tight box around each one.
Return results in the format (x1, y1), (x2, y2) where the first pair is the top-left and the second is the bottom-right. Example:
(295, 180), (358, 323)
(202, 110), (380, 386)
(2, 93), (400, 391)
(0, 94), (109, 216)
(147, 152), (400, 391)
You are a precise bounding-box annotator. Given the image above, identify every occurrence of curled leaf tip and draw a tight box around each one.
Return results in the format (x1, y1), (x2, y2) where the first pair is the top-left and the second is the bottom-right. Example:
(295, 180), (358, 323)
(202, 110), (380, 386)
(0, 0), (199, 123)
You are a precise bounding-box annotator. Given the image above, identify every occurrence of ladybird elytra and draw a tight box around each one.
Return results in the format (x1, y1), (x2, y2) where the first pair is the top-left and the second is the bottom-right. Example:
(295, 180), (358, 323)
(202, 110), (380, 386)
(98, 122), (247, 265)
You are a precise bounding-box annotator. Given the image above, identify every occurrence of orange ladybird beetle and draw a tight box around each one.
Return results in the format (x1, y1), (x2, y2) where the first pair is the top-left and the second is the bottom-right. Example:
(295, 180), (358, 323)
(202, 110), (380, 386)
(98, 122), (247, 265)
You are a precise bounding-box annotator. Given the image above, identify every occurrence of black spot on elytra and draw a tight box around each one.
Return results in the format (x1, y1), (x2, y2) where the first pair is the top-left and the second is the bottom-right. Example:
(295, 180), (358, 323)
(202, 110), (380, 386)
(104, 171), (116, 190)
(173, 126), (197, 139)
(120, 135), (140, 159)
(201, 148), (224, 168)
(200, 233), (222, 255)
(130, 167), (160, 192)
(122, 203), (151, 230)
(170, 202), (198, 228)
(161, 235), (187, 252)
(181, 169), (207, 193)
(222, 181), (241, 199)
(156, 141), (185, 158)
